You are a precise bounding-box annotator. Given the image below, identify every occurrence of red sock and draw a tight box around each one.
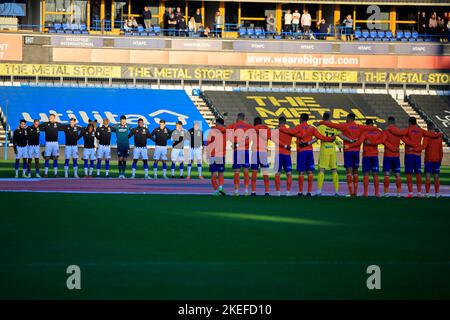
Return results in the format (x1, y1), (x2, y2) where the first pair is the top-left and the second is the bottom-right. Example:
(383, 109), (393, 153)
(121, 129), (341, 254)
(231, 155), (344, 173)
(263, 175), (269, 193)
(275, 175), (281, 191)
(425, 176), (431, 194)
(307, 173), (313, 193)
(346, 174), (354, 195)
(396, 176), (402, 193)
(298, 175), (304, 193)
(383, 176), (390, 194)
(243, 170), (249, 189)
(435, 176), (440, 194)
(286, 174), (292, 192)
(406, 174), (413, 193)
(353, 174), (359, 195)
(218, 174), (224, 187)
(374, 175), (379, 196)
(251, 171), (258, 192)
(363, 175), (369, 196)
(416, 174), (422, 193)
(211, 175), (218, 190)
(233, 172), (239, 190)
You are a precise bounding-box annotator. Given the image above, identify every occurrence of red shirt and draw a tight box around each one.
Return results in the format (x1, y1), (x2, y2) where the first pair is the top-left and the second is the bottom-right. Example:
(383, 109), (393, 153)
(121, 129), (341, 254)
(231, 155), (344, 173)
(389, 125), (442, 156)
(273, 124), (295, 155)
(381, 125), (403, 157)
(206, 125), (227, 157)
(319, 120), (370, 152)
(226, 120), (254, 151)
(423, 134), (443, 163)
(252, 124), (271, 152)
(348, 127), (384, 157)
(281, 122), (334, 152)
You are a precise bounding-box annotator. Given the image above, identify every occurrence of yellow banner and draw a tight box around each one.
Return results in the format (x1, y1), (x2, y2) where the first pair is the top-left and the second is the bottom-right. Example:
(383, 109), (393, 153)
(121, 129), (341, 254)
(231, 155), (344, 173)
(364, 71), (450, 84)
(240, 69), (358, 83)
(0, 64), (122, 78)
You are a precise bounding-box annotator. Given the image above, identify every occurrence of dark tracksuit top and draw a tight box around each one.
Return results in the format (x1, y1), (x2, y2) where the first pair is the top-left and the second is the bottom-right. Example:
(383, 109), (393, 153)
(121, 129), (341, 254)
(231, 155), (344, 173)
(188, 128), (204, 148)
(79, 128), (96, 149)
(95, 125), (113, 146)
(171, 128), (189, 149)
(150, 127), (172, 147)
(13, 128), (28, 152)
(128, 127), (154, 148)
(39, 122), (63, 142)
(26, 126), (41, 146)
(60, 125), (82, 146)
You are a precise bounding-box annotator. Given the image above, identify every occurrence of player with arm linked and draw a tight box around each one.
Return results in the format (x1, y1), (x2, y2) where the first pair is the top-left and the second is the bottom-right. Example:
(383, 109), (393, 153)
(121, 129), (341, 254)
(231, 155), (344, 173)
(111, 115), (133, 179)
(60, 118), (82, 178)
(151, 119), (172, 179)
(170, 121), (189, 179)
(272, 117), (295, 196)
(389, 116), (442, 198)
(39, 113), (64, 178)
(347, 119), (385, 197)
(187, 121), (205, 180)
(13, 119), (29, 178)
(320, 112), (372, 197)
(26, 119), (42, 178)
(226, 112), (254, 196)
(422, 122), (443, 198)
(128, 118), (154, 179)
(79, 124), (96, 177)
(206, 118), (227, 195)
(95, 118), (113, 178)
(281, 113), (335, 197)
(250, 117), (271, 196)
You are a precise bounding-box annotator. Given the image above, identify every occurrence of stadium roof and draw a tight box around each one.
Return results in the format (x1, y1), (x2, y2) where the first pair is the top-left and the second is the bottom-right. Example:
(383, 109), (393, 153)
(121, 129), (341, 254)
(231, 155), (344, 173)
(214, 0), (449, 5)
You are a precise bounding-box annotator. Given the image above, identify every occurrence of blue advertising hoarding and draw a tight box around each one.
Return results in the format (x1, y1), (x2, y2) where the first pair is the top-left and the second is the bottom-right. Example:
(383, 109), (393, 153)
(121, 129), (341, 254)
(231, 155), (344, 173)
(0, 86), (209, 145)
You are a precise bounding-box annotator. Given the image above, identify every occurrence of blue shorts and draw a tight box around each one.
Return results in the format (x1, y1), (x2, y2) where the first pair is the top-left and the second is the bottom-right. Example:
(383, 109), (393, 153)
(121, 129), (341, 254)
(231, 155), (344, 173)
(209, 156), (225, 173)
(424, 161), (440, 174)
(344, 151), (360, 169)
(383, 156), (400, 174)
(362, 156), (379, 173)
(250, 151), (269, 170)
(233, 150), (250, 169)
(117, 145), (130, 158)
(405, 154), (421, 174)
(296, 150), (315, 172)
(277, 154), (292, 173)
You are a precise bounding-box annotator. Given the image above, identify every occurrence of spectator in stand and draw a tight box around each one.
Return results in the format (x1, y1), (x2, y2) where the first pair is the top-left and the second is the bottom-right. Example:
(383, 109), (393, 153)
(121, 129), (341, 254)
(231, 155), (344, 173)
(200, 26), (210, 37)
(194, 8), (202, 32)
(317, 18), (329, 40)
(124, 16), (138, 31)
(163, 7), (172, 35)
(168, 12), (177, 36)
(429, 12), (438, 36)
(446, 13), (450, 42)
(143, 6), (152, 31)
(419, 12), (427, 35)
(178, 16), (187, 37)
(284, 9), (292, 34)
(214, 10), (224, 38)
(301, 9), (312, 36)
(342, 14), (353, 40)
(188, 17), (196, 36)
(266, 13), (275, 34)
(292, 9), (300, 33)
(437, 16), (445, 40)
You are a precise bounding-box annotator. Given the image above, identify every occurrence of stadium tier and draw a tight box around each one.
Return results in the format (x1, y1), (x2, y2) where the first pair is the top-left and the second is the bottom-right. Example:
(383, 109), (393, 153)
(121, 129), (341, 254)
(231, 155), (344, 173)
(407, 94), (450, 144)
(202, 91), (410, 129)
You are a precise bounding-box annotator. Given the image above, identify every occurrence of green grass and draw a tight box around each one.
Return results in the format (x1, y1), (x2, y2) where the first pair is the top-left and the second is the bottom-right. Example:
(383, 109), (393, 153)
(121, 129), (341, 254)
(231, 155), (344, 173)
(1, 160), (450, 185)
(0, 193), (449, 299)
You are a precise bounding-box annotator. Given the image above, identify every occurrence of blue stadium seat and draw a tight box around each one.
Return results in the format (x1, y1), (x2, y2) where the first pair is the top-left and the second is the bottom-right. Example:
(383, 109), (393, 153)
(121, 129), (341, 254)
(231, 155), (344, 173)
(71, 23), (81, 34)
(63, 23), (72, 34)
(369, 30), (377, 40)
(153, 25), (161, 35)
(247, 27), (256, 38)
(377, 30), (385, 38)
(362, 29), (369, 39)
(404, 30), (411, 39)
(396, 30), (404, 41)
(80, 23), (89, 35)
(255, 27), (265, 39)
(137, 25), (147, 36)
(238, 27), (247, 37)
(354, 29), (362, 40)
(385, 30), (393, 39)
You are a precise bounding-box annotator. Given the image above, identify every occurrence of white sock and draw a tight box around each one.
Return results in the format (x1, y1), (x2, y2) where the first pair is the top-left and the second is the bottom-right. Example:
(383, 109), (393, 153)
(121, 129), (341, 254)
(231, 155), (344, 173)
(84, 168), (88, 175)
(74, 167), (78, 176)
(97, 169), (100, 175)
(154, 168), (157, 176)
(171, 169), (175, 176)
(180, 169), (184, 176)
(89, 167), (93, 175)
(163, 169), (167, 176)
(144, 168), (148, 176)
(15, 169), (19, 176)
(198, 165), (202, 176)
(44, 167), (48, 175)
(187, 165), (192, 176)
(23, 169), (27, 176)
(54, 168), (58, 175)
(105, 170), (109, 176)
(64, 167), (68, 175)
(132, 168), (136, 176)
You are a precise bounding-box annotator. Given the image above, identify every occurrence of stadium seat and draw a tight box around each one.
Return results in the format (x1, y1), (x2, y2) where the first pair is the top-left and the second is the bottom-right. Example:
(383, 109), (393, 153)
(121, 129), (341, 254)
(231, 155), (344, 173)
(247, 27), (256, 38)
(238, 27), (247, 37)
(63, 23), (72, 34)
(80, 24), (89, 35)
(404, 30), (411, 40)
(153, 25), (161, 35)
(385, 30), (393, 40)
(137, 25), (147, 36)
(361, 29), (369, 40)
(377, 30), (385, 39)
(396, 30), (404, 41)
(255, 27), (265, 39)
(147, 26), (156, 36)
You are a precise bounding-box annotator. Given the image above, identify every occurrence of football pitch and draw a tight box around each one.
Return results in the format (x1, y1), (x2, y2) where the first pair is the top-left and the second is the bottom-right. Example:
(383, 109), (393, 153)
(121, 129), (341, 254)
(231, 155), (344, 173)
(1, 191), (450, 299)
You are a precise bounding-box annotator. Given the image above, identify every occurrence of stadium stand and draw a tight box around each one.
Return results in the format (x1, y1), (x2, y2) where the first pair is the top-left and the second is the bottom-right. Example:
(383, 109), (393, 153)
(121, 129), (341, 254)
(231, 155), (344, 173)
(202, 91), (410, 130)
(407, 95), (450, 145)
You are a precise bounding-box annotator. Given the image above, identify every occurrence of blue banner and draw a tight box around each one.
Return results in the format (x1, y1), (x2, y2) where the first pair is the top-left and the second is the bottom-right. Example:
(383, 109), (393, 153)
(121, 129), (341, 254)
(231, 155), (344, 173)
(0, 86), (209, 145)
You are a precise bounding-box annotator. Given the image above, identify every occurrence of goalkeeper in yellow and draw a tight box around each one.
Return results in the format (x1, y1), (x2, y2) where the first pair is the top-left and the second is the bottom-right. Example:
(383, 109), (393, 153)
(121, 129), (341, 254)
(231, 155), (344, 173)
(316, 112), (344, 196)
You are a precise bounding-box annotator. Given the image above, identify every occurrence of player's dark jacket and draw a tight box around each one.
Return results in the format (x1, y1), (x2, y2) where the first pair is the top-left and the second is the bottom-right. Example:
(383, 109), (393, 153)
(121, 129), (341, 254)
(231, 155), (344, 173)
(13, 128), (28, 148)
(79, 128), (96, 149)
(60, 125), (82, 146)
(39, 121), (63, 142)
(26, 126), (40, 146)
(171, 128), (189, 149)
(188, 128), (204, 148)
(150, 127), (172, 147)
(95, 125), (113, 146)
(128, 127), (153, 147)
